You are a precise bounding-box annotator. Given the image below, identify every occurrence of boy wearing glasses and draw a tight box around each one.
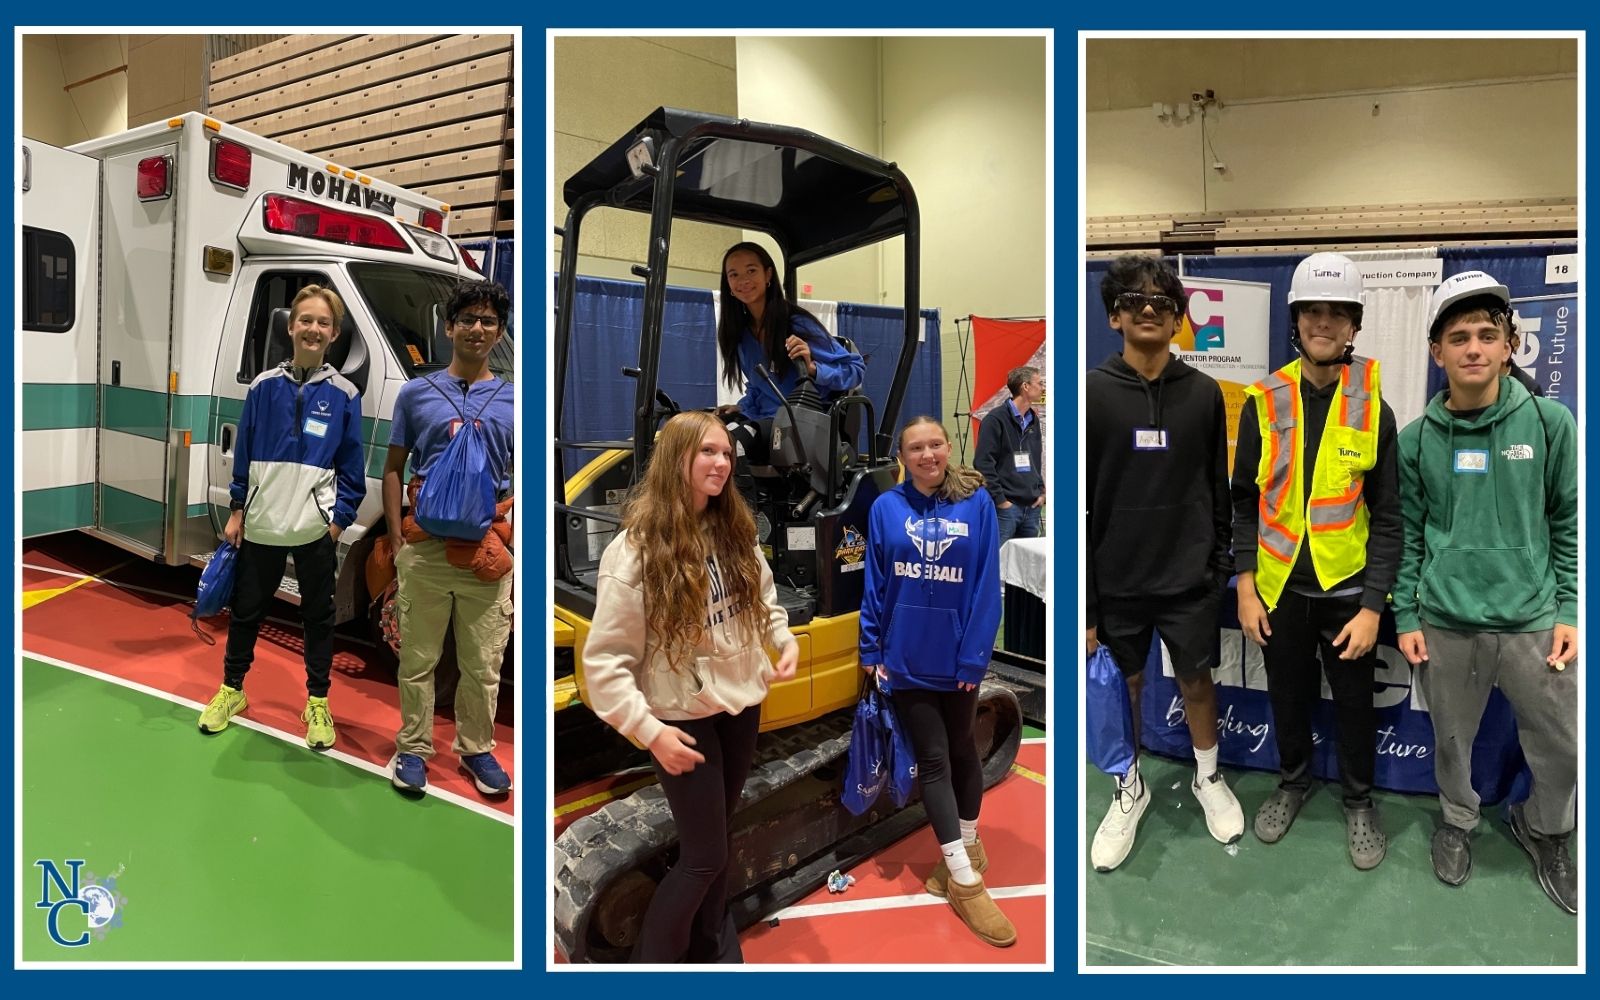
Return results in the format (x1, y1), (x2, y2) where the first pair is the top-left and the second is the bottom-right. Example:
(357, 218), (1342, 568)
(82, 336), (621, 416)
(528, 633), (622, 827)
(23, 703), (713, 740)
(1086, 253), (1242, 872)
(1232, 253), (1400, 871)
(383, 279), (517, 798)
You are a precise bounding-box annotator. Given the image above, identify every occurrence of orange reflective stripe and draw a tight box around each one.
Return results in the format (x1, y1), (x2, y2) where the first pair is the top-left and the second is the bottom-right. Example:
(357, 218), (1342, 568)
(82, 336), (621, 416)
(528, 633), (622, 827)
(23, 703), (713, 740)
(1340, 358), (1374, 432)
(1309, 482), (1364, 530)
(1258, 514), (1299, 564)
(1260, 379), (1297, 518)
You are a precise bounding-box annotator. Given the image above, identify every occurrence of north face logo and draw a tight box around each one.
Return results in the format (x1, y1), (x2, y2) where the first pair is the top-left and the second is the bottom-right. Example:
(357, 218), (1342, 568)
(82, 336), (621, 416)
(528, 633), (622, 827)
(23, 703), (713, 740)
(1501, 444), (1535, 461)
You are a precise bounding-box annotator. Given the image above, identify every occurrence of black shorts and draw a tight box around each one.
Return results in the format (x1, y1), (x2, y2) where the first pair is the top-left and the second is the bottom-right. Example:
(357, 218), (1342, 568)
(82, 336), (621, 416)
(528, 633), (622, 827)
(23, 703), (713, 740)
(1097, 586), (1223, 680)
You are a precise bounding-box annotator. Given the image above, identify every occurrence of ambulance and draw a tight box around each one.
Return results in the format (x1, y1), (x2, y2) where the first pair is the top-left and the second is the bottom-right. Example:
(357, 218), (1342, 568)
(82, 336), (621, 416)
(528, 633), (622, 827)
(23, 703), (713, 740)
(20, 112), (510, 626)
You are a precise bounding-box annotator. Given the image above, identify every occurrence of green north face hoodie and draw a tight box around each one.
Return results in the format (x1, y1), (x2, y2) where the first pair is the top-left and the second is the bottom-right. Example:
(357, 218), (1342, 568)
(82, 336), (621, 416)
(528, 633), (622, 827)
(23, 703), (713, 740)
(1393, 376), (1577, 634)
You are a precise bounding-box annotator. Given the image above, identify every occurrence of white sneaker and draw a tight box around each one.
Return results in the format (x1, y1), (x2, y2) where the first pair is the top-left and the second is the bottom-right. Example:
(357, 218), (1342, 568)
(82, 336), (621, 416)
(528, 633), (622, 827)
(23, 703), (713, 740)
(1090, 773), (1150, 871)
(1191, 770), (1245, 844)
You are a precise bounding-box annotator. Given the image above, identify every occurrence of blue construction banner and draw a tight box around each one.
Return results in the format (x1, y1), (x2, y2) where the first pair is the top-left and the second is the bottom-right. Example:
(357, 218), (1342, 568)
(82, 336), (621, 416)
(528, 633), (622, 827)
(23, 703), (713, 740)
(1133, 597), (1529, 801)
(1507, 294), (1579, 413)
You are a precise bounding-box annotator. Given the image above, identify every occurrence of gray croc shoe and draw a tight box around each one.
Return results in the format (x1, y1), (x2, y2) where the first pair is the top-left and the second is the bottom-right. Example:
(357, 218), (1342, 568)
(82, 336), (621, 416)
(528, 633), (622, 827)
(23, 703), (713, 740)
(1346, 803), (1387, 870)
(1253, 787), (1306, 844)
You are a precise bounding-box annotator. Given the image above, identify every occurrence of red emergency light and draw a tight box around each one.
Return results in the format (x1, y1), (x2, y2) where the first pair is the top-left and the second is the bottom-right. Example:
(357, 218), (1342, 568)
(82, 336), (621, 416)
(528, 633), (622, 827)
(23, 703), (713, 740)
(137, 155), (172, 201)
(263, 194), (409, 252)
(420, 208), (445, 232)
(210, 138), (252, 190)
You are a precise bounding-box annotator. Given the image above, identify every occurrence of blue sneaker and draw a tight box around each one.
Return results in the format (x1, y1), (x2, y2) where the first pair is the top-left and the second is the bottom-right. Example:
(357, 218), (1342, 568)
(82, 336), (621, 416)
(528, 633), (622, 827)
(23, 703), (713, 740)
(460, 752), (512, 796)
(391, 752), (427, 793)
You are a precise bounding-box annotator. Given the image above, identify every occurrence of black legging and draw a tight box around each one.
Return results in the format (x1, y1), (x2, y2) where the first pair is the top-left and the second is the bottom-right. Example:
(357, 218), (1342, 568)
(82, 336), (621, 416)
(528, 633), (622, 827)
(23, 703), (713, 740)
(892, 687), (983, 845)
(634, 704), (761, 963)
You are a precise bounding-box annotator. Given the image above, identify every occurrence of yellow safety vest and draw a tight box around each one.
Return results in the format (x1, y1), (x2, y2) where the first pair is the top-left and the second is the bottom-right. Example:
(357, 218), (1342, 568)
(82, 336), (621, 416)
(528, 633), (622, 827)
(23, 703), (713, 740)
(1244, 356), (1380, 611)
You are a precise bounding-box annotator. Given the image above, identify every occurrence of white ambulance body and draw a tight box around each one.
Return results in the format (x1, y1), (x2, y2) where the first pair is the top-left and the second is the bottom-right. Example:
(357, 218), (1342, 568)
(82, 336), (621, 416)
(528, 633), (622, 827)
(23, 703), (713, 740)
(20, 112), (508, 624)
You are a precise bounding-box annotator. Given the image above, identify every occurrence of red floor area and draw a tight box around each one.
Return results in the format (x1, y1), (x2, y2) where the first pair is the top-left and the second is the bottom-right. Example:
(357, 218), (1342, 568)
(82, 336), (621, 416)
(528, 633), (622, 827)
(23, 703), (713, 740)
(554, 741), (1049, 964)
(23, 535), (515, 814)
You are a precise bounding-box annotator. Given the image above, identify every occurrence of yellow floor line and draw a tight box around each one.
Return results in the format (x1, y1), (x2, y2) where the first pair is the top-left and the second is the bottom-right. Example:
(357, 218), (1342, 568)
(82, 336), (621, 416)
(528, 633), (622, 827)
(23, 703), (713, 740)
(21, 558), (136, 610)
(1010, 762), (1046, 785)
(554, 776), (657, 818)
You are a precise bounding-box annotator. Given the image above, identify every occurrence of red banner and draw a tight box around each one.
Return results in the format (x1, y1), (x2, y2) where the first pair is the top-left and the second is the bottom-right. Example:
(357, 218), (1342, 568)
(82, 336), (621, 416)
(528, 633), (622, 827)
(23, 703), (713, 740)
(970, 316), (1046, 435)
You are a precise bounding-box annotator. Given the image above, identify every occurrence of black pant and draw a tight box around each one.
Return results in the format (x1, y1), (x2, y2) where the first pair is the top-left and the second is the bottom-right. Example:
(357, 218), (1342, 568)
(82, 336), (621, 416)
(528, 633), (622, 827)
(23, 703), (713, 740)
(892, 687), (984, 845)
(222, 533), (338, 697)
(1262, 590), (1377, 807)
(635, 705), (761, 964)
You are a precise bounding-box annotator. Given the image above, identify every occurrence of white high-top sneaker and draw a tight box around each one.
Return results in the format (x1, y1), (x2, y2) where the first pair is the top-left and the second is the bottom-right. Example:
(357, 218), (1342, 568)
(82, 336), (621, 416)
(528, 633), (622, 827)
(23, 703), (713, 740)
(1090, 772), (1150, 871)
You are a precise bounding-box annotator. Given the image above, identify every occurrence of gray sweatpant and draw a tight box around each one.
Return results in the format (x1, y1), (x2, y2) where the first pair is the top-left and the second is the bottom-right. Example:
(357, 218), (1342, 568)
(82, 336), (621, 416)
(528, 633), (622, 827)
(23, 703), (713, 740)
(1418, 625), (1576, 837)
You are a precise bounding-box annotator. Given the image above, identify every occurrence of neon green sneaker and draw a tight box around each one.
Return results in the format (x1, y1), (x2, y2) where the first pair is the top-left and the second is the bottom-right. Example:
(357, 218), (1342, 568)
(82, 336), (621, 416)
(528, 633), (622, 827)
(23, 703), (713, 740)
(198, 685), (247, 734)
(302, 696), (336, 751)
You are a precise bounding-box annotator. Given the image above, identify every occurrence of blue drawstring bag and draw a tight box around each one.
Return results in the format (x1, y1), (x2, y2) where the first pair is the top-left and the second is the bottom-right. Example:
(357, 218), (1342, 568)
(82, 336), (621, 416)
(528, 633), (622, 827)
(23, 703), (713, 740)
(1086, 645), (1137, 777)
(842, 682), (891, 815)
(415, 376), (506, 540)
(880, 677), (920, 808)
(190, 540), (238, 645)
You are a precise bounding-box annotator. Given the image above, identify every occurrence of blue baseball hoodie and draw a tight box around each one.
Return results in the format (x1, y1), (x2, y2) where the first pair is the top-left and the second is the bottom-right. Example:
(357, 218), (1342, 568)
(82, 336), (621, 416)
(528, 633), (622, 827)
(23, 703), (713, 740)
(859, 480), (1001, 691)
(231, 363), (366, 546)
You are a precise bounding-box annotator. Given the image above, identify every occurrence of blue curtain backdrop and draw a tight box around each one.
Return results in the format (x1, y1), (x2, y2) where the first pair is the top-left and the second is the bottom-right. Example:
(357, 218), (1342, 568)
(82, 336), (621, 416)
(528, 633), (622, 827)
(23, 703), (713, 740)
(558, 275), (941, 474)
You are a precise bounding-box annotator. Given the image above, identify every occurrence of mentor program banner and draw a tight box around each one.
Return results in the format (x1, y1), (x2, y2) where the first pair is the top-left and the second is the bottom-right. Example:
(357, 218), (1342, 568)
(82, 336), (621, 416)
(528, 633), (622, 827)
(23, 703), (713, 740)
(1174, 276), (1273, 471)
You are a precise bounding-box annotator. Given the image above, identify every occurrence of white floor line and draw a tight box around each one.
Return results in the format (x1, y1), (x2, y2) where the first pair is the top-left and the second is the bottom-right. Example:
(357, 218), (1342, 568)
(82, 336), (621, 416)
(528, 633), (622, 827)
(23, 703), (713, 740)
(765, 881), (1047, 921)
(21, 563), (378, 647)
(1083, 937), (1180, 967)
(1021, 737), (1047, 745)
(21, 650), (514, 827)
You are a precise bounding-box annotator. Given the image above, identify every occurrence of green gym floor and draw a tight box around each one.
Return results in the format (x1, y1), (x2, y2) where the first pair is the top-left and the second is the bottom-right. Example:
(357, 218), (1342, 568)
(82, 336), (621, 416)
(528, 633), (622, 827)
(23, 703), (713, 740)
(1083, 754), (1579, 967)
(21, 535), (516, 963)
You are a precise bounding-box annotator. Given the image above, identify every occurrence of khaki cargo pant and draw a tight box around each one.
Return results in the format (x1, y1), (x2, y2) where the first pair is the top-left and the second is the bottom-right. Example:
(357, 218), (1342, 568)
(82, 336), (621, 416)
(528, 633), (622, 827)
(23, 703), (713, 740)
(395, 538), (514, 759)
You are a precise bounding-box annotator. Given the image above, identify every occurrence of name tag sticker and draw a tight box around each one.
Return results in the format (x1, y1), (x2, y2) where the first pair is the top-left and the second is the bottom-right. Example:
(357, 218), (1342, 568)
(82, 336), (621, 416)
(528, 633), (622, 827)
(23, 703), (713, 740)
(1133, 428), (1169, 451)
(1012, 450), (1032, 472)
(1454, 449), (1488, 474)
(947, 522), (969, 537)
(304, 418), (329, 438)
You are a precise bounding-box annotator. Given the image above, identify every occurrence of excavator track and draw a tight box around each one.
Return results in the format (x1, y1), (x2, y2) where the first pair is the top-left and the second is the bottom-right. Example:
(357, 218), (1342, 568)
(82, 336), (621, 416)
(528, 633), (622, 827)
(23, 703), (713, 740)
(553, 678), (1024, 963)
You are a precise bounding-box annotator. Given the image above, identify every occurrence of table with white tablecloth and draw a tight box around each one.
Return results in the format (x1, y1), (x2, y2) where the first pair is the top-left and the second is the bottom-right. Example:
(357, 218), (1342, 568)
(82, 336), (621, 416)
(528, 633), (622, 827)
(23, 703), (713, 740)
(999, 537), (1047, 659)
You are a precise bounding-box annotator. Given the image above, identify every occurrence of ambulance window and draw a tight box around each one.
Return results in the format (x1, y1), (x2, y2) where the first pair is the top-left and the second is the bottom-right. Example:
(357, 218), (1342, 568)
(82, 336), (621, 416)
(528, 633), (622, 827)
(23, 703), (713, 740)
(237, 271), (336, 383)
(23, 227), (74, 333)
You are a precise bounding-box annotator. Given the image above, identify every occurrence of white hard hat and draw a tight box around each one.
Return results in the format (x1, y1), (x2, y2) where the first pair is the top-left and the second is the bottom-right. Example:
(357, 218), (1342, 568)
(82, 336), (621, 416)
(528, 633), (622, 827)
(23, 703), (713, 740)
(1288, 252), (1364, 308)
(1426, 270), (1511, 338)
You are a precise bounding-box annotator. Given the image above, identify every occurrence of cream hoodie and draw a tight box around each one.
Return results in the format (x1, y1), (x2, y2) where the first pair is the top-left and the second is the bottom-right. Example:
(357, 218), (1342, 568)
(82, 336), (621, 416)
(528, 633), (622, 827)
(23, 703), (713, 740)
(583, 529), (795, 747)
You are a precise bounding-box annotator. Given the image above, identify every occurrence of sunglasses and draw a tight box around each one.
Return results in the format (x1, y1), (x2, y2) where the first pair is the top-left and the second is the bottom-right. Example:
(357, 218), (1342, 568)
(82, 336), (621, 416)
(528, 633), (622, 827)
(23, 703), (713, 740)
(1114, 292), (1178, 316)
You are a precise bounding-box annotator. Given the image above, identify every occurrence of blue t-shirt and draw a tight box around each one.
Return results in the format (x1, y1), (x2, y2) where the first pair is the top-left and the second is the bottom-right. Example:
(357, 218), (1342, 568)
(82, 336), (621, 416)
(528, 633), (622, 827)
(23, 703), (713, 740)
(389, 373), (515, 493)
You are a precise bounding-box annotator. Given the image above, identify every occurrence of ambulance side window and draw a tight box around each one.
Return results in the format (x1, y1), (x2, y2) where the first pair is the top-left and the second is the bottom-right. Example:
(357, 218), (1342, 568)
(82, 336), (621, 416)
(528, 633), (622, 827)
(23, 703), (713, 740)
(237, 271), (334, 383)
(22, 226), (75, 333)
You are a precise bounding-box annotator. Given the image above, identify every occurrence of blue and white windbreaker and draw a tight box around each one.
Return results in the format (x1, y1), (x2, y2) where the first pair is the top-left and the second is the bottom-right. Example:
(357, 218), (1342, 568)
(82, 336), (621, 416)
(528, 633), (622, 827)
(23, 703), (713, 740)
(230, 364), (366, 546)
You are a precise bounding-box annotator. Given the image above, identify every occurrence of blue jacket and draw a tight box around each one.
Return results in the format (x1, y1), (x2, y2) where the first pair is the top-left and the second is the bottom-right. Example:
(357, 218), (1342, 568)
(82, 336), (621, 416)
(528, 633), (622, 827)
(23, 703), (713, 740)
(735, 313), (865, 420)
(859, 481), (1001, 690)
(231, 364), (366, 546)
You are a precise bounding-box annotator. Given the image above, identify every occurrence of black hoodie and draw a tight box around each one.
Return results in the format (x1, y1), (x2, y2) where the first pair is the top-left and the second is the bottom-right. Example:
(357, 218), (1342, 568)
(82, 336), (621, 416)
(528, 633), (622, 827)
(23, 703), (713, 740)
(1086, 353), (1231, 621)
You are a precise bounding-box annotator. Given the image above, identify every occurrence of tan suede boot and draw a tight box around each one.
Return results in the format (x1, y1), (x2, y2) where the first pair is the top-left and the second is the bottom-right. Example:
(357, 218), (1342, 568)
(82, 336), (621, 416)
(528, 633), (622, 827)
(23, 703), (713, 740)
(925, 838), (990, 897)
(946, 874), (1017, 948)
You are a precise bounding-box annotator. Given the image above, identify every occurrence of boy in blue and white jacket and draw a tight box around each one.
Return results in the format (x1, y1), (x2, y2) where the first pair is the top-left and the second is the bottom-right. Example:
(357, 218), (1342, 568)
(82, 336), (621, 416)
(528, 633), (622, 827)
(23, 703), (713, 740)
(859, 416), (1014, 948)
(197, 284), (366, 751)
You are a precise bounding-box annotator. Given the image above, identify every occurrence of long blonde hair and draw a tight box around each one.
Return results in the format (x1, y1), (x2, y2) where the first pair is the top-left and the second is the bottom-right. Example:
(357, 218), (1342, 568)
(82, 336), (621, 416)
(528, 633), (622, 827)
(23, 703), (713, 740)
(899, 416), (986, 502)
(620, 412), (769, 667)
